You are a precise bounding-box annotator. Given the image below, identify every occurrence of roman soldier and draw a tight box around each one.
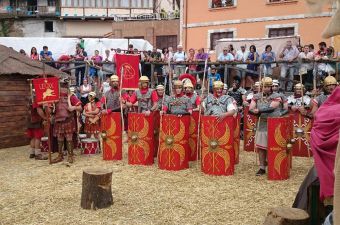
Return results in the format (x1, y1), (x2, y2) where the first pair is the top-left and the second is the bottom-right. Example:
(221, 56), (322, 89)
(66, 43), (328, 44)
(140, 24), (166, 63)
(228, 77), (246, 111)
(162, 80), (192, 115)
(249, 77), (287, 176)
(272, 79), (288, 110)
(52, 79), (82, 163)
(83, 91), (101, 138)
(222, 84), (228, 95)
(244, 81), (260, 106)
(122, 90), (137, 112)
(184, 82), (201, 111)
(309, 75), (338, 118)
(26, 94), (48, 160)
(151, 84), (167, 111)
(127, 76), (157, 115)
(101, 75), (125, 114)
(287, 83), (311, 113)
(203, 81), (237, 121)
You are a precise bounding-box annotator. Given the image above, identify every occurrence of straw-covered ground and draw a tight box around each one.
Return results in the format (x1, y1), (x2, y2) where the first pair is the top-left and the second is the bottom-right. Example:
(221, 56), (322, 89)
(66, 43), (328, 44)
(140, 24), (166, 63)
(0, 141), (312, 225)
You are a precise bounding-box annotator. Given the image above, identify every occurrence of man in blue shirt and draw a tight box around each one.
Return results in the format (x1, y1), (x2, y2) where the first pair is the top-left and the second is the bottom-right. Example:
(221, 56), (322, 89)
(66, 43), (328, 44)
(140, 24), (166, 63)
(207, 65), (221, 93)
(217, 47), (234, 62)
(40, 46), (53, 61)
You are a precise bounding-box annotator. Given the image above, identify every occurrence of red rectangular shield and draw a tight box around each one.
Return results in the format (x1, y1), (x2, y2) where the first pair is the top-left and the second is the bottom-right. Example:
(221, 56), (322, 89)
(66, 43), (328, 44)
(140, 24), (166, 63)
(128, 113), (155, 165)
(32, 77), (60, 105)
(115, 53), (140, 89)
(158, 114), (190, 171)
(243, 106), (258, 152)
(267, 117), (291, 180)
(201, 116), (235, 176)
(101, 112), (122, 160)
(290, 111), (313, 157)
(189, 111), (199, 161)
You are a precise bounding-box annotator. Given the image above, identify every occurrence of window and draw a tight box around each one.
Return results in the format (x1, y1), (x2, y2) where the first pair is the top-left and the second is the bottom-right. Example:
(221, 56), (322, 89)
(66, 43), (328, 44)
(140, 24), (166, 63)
(143, 0), (152, 8)
(120, 0), (130, 7)
(131, 0), (142, 8)
(75, 0), (84, 7)
(44, 21), (54, 32)
(210, 32), (233, 50)
(48, 0), (56, 6)
(211, 0), (234, 8)
(102, 0), (107, 7)
(61, 0), (72, 7)
(156, 35), (177, 51)
(268, 27), (294, 37)
(84, 0), (95, 7)
(110, 0), (119, 7)
(95, 0), (104, 7)
(61, 0), (84, 7)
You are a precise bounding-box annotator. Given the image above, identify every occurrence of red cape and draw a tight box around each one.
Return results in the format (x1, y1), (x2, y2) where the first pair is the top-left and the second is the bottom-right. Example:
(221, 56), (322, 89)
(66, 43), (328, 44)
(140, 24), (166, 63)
(311, 87), (340, 200)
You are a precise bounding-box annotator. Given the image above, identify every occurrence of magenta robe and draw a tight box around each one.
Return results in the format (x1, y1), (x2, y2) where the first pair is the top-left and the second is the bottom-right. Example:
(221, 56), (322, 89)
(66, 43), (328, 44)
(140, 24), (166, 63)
(311, 87), (340, 200)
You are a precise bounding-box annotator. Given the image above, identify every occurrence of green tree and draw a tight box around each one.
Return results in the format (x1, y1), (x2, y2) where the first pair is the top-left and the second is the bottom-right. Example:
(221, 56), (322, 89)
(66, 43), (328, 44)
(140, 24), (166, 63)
(0, 20), (10, 37)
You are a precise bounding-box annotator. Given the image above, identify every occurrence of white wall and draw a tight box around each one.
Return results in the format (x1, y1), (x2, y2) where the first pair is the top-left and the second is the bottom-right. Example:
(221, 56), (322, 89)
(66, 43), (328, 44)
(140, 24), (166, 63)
(14, 19), (65, 37)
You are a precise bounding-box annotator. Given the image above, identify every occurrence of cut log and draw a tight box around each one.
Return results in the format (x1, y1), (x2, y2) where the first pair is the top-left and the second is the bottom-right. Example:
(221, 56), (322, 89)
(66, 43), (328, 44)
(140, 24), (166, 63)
(263, 207), (309, 225)
(80, 168), (113, 210)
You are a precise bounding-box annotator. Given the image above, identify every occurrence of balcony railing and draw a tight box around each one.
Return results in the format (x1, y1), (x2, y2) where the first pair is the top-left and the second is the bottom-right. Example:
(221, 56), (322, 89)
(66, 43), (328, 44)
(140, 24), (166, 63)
(0, 5), (60, 17)
(114, 12), (179, 21)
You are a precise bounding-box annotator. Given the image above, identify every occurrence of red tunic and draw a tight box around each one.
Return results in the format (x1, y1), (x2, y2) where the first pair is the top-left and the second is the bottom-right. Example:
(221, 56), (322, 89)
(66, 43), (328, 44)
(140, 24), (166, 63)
(84, 101), (101, 134)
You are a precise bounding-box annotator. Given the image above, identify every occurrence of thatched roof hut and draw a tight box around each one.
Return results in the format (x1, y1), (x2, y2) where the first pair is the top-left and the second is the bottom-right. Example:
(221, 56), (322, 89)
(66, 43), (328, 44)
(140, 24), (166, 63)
(0, 45), (67, 148)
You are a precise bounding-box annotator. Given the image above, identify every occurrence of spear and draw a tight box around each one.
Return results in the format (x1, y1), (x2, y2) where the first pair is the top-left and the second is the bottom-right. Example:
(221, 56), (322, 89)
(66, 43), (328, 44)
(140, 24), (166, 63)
(157, 68), (168, 158)
(196, 58), (208, 167)
(254, 64), (263, 165)
(120, 67), (125, 138)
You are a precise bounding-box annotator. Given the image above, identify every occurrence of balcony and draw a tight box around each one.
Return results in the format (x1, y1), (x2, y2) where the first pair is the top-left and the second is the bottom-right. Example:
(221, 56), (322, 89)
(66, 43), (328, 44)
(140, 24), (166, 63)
(0, 5), (60, 17)
(59, 7), (179, 21)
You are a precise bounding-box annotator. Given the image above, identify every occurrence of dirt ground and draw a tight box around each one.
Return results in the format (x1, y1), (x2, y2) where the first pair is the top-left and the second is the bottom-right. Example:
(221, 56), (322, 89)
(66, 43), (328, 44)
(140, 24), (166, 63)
(0, 141), (312, 225)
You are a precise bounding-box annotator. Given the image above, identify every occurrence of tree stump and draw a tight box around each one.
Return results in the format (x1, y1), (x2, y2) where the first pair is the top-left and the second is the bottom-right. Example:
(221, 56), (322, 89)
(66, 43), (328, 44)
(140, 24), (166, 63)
(263, 207), (309, 225)
(81, 168), (113, 210)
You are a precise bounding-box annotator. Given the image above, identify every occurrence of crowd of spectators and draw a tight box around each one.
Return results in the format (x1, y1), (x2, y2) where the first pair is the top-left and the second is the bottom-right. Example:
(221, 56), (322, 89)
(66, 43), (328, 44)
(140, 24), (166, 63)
(18, 40), (339, 95)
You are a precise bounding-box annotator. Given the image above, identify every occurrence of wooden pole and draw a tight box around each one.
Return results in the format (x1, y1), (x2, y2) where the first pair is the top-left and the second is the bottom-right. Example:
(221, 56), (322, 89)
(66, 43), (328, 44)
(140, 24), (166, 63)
(119, 67), (125, 137)
(224, 64), (228, 86)
(168, 59), (172, 94)
(41, 62), (53, 165)
(157, 69), (168, 158)
(197, 58), (208, 167)
(254, 64), (263, 165)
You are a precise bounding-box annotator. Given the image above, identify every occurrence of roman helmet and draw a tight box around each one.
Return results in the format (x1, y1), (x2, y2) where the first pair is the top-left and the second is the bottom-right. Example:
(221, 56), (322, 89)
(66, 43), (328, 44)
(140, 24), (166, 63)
(139, 76), (150, 83)
(173, 80), (183, 87)
(89, 91), (96, 97)
(261, 77), (273, 87)
(184, 82), (194, 89)
(272, 79), (279, 87)
(156, 84), (165, 90)
(254, 81), (261, 87)
(110, 75), (119, 82)
(294, 83), (304, 90)
(213, 81), (224, 89)
(323, 75), (337, 86)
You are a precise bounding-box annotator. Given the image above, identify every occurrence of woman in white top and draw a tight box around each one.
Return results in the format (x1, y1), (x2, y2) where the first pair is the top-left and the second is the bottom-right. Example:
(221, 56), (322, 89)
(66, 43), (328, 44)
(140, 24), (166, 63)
(100, 76), (111, 96)
(80, 79), (92, 105)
